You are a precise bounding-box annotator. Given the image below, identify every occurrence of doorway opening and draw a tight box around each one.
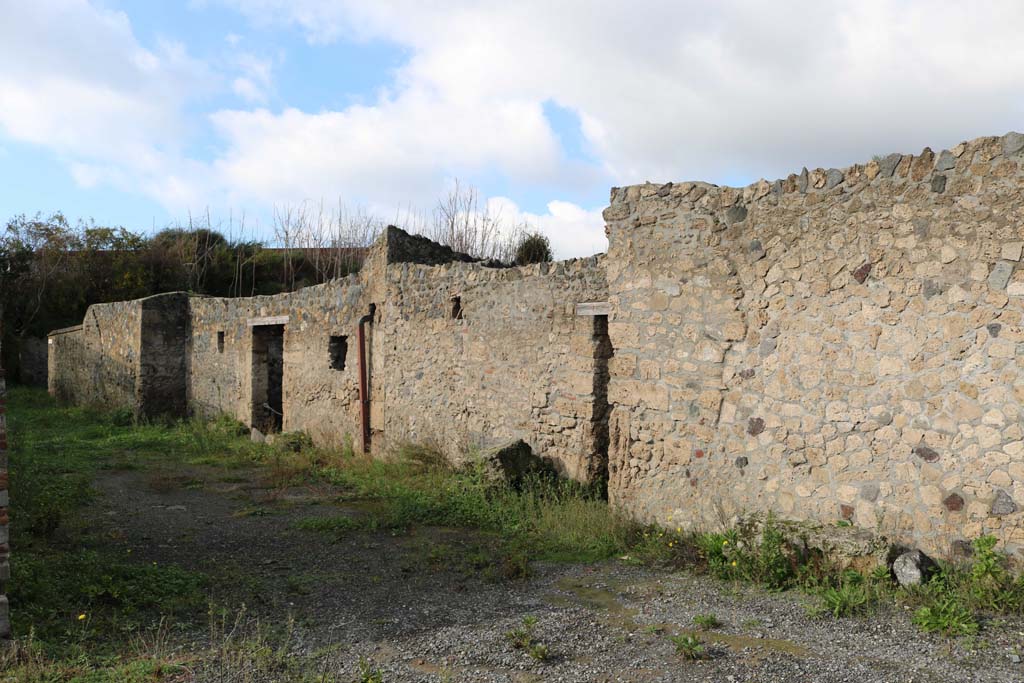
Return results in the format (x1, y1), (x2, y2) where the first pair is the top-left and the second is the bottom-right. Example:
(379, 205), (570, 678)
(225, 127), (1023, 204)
(252, 324), (284, 433)
(591, 314), (613, 497)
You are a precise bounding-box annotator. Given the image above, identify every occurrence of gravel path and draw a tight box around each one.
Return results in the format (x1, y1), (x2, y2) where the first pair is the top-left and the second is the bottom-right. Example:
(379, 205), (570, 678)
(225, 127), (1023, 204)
(93, 466), (1024, 682)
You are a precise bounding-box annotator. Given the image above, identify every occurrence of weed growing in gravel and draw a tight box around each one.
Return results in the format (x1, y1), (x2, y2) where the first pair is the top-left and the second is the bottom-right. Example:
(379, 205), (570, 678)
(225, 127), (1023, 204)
(357, 656), (384, 683)
(817, 580), (871, 618)
(690, 515), (810, 590)
(669, 633), (707, 660)
(692, 613), (721, 630)
(506, 615), (550, 661)
(633, 495), (1024, 638)
(911, 598), (979, 636)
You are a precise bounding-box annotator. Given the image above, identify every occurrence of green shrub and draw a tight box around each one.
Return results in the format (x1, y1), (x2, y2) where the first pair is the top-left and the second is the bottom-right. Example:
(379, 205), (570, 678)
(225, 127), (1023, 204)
(693, 515), (801, 589)
(514, 232), (552, 265)
(507, 615), (549, 660)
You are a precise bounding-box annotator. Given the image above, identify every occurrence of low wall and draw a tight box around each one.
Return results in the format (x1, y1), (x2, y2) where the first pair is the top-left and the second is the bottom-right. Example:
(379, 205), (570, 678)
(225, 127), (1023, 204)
(603, 132), (1024, 558)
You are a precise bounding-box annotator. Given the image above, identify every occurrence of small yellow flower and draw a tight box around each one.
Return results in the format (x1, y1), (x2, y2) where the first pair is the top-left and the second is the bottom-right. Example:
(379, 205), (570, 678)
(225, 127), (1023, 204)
(722, 540), (729, 546)
(668, 541), (674, 547)
(731, 561), (737, 567)
(676, 527), (681, 533)
(77, 613), (87, 621)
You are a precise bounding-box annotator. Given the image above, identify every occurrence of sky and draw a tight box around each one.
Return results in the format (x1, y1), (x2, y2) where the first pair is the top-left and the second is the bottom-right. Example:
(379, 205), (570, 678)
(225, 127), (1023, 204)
(1, 1), (1023, 258)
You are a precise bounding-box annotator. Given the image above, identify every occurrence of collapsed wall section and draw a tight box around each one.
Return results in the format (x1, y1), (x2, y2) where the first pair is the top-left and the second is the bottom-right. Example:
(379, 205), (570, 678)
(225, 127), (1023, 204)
(379, 254), (609, 481)
(603, 132), (1024, 558)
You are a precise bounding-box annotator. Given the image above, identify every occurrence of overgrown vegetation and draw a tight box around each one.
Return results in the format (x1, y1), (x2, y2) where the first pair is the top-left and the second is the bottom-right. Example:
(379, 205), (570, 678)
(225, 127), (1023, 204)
(638, 513), (1024, 639)
(7, 386), (1024, 680)
(0, 214), (368, 376)
(7, 387), (216, 652)
(514, 231), (553, 265)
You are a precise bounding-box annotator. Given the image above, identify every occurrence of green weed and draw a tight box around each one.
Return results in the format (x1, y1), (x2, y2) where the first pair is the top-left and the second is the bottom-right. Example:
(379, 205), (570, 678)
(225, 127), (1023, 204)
(669, 633), (707, 660)
(692, 613), (721, 630)
(506, 615), (550, 661)
(912, 598), (979, 636)
(357, 656), (384, 683)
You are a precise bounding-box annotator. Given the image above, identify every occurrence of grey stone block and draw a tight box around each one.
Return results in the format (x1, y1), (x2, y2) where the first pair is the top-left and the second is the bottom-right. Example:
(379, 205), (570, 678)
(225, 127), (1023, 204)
(991, 489), (1017, 516)
(988, 261), (1014, 291)
(825, 168), (844, 190)
(934, 149), (957, 171)
(878, 153), (902, 178)
(1002, 131), (1024, 157)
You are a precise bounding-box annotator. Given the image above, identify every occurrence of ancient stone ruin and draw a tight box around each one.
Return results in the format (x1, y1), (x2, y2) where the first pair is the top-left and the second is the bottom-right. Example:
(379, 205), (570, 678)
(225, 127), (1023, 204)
(49, 131), (1024, 561)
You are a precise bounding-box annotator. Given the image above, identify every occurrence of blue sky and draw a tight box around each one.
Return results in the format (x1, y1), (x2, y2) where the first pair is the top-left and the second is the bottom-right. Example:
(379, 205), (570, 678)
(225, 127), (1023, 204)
(2, 1), (1023, 257)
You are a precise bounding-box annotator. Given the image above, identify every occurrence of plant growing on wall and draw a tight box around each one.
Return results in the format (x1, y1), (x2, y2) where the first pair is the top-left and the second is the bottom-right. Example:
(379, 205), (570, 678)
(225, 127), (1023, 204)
(515, 232), (552, 265)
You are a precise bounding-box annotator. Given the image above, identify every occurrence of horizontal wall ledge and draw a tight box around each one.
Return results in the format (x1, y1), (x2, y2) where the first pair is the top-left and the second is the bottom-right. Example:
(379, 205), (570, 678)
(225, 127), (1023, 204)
(575, 301), (611, 316)
(247, 315), (290, 326)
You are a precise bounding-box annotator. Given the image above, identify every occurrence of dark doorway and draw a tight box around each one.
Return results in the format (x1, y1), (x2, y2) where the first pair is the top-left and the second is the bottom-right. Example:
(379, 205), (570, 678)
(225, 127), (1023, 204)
(252, 324), (284, 433)
(591, 314), (613, 496)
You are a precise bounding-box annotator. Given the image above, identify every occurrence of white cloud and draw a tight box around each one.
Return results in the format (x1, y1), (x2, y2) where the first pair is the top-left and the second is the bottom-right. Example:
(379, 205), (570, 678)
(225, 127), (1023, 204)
(209, 92), (564, 209)
(230, 52), (275, 104)
(5, 1), (1024, 260)
(216, 0), (1024, 185)
(0, 0), (214, 207)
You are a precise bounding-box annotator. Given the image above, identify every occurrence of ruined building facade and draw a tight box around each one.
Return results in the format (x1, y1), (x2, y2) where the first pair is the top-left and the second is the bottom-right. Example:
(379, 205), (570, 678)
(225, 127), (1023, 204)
(50, 132), (1024, 560)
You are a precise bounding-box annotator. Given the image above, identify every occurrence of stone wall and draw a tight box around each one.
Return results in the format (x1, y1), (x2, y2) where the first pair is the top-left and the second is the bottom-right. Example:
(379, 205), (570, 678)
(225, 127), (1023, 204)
(46, 130), (1024, 559)
(187, 275), (370, 446)
(48, 299), (143, 413)
(139, 294), (190, 420)
(379, 255), (609, 480)
(183, 228), (608, 477)
(0, 365), (10, 640)
(603, 132), (1024, 558)
(47, 295), (192, 420)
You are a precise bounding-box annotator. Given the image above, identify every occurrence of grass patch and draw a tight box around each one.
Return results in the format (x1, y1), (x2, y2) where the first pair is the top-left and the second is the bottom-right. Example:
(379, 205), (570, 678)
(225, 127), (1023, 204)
(310, 450), (640, 563)
(692, 613), (721, 630)
(293, 514), (381, 535)
(9, 381), (1024, 677)
(4, 387), (267, 655)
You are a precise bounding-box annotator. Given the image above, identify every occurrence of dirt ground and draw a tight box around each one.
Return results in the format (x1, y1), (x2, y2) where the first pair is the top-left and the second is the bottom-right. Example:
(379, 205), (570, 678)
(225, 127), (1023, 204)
(93, 465), (1024, 683)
